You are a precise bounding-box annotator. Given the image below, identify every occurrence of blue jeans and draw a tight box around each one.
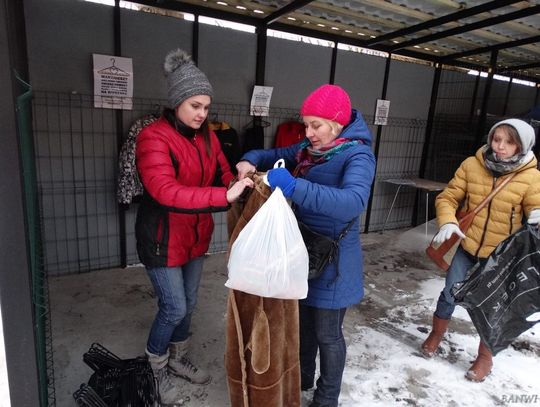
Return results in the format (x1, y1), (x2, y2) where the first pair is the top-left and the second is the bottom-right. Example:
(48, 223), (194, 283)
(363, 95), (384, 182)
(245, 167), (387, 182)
(146, 257), (204, 355)
(300, 304), (347, 407)
(435, 246), (486, 320)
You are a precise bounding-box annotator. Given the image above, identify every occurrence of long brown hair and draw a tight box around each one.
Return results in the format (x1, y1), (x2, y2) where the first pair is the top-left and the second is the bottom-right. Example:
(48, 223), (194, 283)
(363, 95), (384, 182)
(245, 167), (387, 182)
(163, 107), (212, 157)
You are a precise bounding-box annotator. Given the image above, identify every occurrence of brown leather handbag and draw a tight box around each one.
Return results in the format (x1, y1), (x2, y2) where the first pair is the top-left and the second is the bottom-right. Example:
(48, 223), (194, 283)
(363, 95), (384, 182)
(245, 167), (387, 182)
(426, 173), (516, 271)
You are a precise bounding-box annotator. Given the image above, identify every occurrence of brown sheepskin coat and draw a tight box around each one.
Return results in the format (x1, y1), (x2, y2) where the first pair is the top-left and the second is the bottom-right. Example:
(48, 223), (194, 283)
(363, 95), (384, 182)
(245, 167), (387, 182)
(225, 174), (301, 407)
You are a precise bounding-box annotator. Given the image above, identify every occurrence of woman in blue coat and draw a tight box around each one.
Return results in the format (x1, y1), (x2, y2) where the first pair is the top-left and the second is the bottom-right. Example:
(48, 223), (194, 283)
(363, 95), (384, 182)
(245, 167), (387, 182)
(236, 84), (376, 407)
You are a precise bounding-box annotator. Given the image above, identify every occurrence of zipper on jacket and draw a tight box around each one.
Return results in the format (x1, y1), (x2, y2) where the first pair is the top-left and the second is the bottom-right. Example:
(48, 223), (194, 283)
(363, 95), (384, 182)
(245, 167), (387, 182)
(474, 177), (497, 257)
(509, 206), (515, 235)
(193, 136), (204, 248)
(193, 137), (205, 187)
(155, 216), (164, 256)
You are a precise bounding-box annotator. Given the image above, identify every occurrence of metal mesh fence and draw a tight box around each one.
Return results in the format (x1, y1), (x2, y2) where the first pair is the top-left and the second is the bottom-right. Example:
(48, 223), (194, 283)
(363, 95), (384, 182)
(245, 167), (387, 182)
(17, 81), (56, 406)
(32, 80), (536, 275)
(368, 118), (428, 231)
(32, 92), (304, 274)
(33, 92), (121, 274)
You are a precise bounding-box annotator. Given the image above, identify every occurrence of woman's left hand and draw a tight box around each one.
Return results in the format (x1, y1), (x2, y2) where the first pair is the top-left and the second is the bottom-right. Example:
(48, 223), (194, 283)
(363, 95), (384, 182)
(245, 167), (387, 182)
(527, 209), (540, 227)
(267, 168), (296, 198)
(226, 177), (254, 203)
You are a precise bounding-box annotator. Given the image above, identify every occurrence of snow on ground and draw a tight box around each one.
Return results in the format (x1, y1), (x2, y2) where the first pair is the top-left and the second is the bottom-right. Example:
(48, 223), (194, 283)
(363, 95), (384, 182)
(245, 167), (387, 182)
(49, 223), (540, 406)
(324, 276), (540, 407)
(298, 222), (540, 406)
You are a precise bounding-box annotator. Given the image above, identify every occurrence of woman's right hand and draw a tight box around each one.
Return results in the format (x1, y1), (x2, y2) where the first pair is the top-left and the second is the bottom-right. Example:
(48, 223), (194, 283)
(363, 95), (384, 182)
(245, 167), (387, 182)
(433, 223), (466, 244)
(226, 177), (254, 203)
(236, 161), (256, 180)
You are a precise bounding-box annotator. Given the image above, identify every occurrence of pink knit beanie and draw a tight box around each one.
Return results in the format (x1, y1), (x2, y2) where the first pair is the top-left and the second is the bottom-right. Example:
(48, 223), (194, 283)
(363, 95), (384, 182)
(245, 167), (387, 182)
(300, 84), (352, 126)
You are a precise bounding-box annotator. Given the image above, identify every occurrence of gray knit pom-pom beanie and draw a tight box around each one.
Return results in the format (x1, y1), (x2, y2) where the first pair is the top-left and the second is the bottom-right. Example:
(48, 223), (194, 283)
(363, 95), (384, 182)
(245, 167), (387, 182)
(163, 48), (214, 108)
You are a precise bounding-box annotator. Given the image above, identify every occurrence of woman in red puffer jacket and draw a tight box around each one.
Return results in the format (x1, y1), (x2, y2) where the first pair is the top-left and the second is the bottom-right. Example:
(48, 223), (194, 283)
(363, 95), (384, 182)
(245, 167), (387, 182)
(135, 48), (253, 405)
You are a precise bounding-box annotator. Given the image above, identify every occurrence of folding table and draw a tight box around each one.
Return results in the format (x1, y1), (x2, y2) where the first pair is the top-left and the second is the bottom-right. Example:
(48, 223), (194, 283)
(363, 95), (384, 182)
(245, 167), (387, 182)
(381, 178), (448, 235)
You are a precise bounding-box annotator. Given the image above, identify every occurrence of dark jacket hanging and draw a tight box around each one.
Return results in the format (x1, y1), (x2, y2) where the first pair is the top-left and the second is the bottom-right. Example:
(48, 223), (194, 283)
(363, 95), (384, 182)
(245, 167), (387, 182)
(210, 121), (242, 174)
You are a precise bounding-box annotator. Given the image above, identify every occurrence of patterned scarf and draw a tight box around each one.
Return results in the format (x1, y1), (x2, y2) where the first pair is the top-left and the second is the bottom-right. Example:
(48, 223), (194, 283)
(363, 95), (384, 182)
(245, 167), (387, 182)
(482, 144), (531, 176)
(293, 137), (361, 176)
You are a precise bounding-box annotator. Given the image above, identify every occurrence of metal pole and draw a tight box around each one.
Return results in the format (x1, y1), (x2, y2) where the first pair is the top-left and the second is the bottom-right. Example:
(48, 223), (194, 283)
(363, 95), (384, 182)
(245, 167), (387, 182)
(1, 0), (41, 405)
(418, 64), (442, 179)
(253, 24), (267, 128)
(364, 54), (391, 233)
(255, 24), (267, 85)
(192, 14), (199, 64)
(329, 44), (337, 84)
(413, 64), (441, 228)
(475, 50), (498, 147)
(468, 73), (480, 124)
(114, 0), (127, 268)
(502, 76), (513, 116)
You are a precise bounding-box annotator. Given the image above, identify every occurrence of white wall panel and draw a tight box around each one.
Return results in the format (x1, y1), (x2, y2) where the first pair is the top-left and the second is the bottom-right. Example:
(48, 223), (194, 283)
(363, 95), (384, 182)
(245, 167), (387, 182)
(121, 8), (193, 100)
(25, 0), (114, 93)
(334, 50), (386, 117)
(198, 24), (256, 105)
(266, 37), (332, 108)
(386, 60), (435, 119)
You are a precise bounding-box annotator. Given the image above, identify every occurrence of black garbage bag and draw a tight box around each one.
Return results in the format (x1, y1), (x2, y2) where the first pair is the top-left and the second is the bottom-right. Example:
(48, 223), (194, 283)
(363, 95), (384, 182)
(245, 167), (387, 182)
(451, 225), (540, 355)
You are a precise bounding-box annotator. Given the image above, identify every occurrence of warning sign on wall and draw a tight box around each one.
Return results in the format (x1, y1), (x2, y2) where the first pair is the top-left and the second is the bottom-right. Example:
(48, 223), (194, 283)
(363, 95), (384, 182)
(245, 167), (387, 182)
(93, 54), (133, 110)
(250, 86), (273, 116)
(374, 99), (390, 125)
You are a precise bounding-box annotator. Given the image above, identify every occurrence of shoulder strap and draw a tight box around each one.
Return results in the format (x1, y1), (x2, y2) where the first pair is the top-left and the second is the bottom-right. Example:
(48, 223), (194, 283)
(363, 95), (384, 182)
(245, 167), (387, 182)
(472, 172), (516, 215)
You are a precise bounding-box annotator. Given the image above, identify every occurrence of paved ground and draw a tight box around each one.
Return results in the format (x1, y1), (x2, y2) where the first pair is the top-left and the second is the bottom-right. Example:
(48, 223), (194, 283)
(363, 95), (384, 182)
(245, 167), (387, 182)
(48, 222), (540, 406)
(48, 226), (422, 406)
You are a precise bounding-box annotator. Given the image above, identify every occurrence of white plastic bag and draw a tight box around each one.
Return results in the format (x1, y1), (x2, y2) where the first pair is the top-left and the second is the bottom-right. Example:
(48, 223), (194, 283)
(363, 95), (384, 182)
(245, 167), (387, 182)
(226, 187), (309, 299)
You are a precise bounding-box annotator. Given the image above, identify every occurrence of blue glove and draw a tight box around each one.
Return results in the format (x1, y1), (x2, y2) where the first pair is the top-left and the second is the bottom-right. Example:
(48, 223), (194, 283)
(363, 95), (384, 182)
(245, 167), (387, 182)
(267, 168), (296, 198)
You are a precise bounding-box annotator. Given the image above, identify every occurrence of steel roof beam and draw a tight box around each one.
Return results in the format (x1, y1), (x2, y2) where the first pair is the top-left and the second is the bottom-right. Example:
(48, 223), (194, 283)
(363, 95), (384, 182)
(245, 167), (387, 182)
(130, 1), (538, 82)
(442, 34), (540, 61)
(252, 20), (492, 72)
(390, 5), (540, 51)
(365, 0), (522, 46)
(499, 61), (540, 72)
(263, 0), (314, 26)
(131, 0), (259, 26)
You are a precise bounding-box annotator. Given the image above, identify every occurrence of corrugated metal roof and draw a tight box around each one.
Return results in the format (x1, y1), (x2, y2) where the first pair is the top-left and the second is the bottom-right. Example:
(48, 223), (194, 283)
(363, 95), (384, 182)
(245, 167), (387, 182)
(136, 0), (540, 81)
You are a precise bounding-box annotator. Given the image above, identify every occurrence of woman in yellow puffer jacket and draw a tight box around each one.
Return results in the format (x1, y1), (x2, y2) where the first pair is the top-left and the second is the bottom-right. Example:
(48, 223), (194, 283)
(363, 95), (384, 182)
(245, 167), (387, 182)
(421, 118), (540, 382)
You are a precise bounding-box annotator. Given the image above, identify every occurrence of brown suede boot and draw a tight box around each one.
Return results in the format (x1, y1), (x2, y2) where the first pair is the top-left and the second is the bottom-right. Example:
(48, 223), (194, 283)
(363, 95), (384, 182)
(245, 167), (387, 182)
(421, 315), (450, 358)
(466, 341), (493, 382)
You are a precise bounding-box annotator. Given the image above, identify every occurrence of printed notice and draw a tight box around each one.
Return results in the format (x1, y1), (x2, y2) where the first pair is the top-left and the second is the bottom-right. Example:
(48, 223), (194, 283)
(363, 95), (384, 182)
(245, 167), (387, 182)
(250, 86), (273, 116)
(374, 99), (390, 125)
(93, 54), (133, 110)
